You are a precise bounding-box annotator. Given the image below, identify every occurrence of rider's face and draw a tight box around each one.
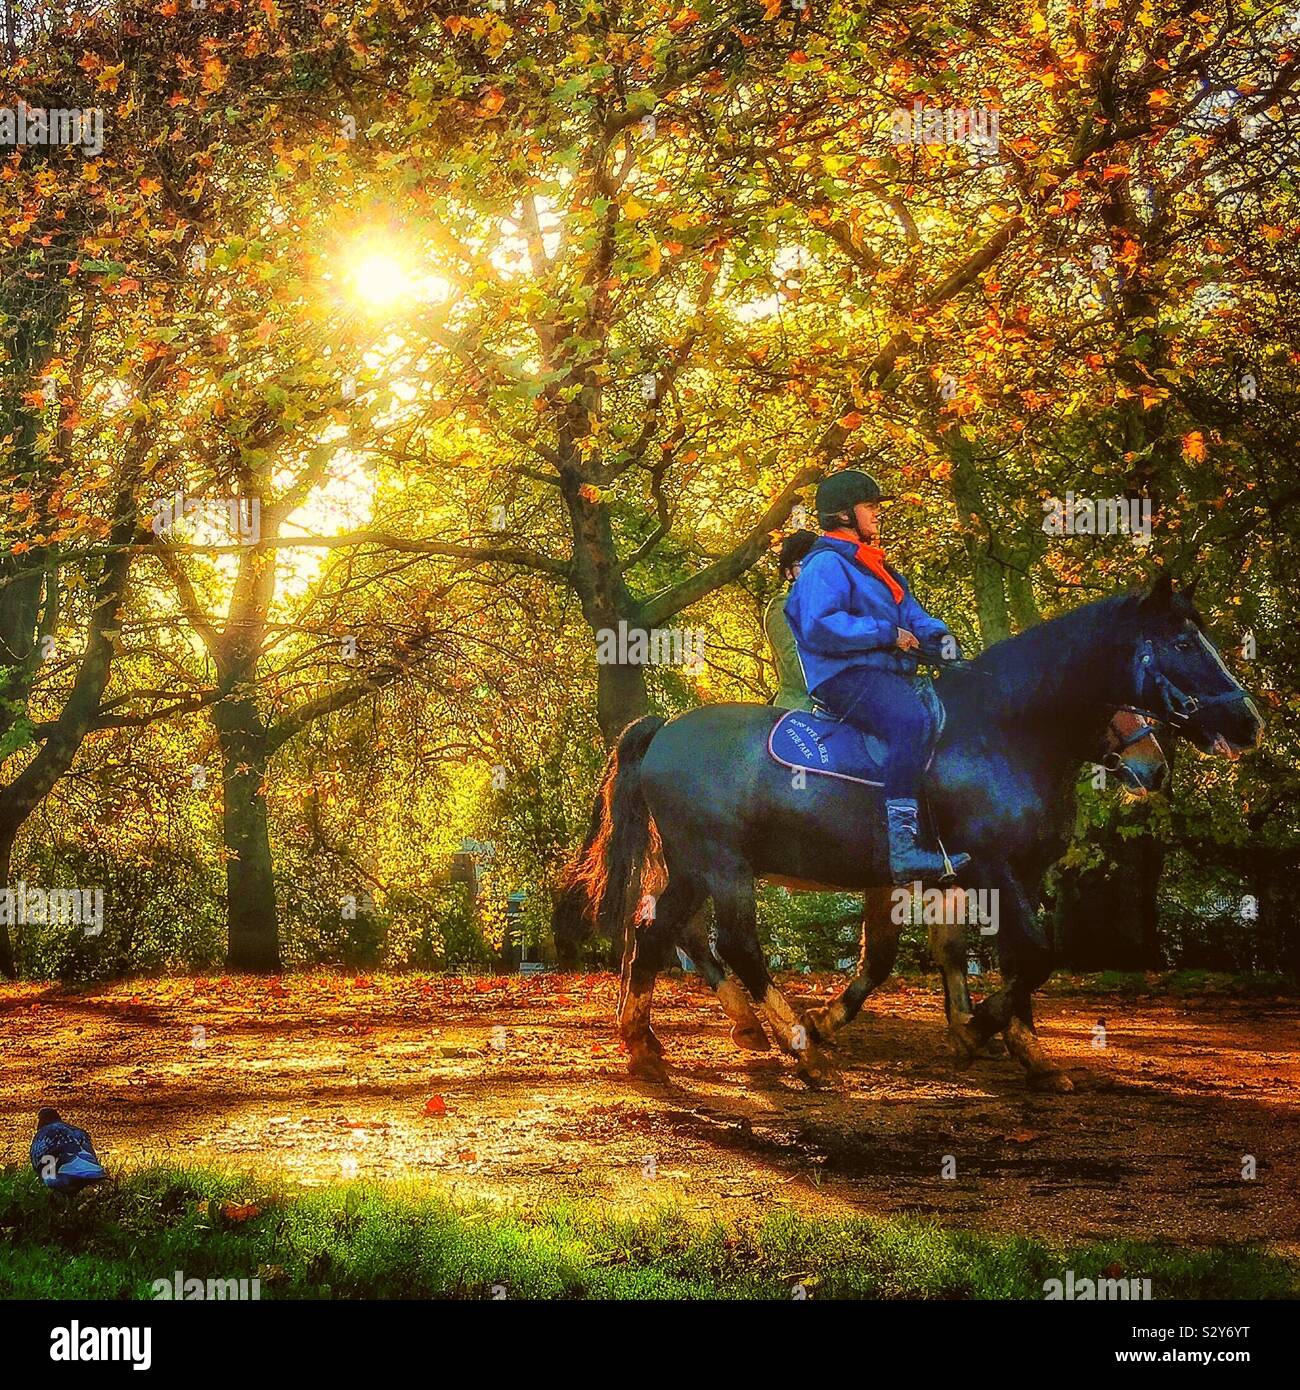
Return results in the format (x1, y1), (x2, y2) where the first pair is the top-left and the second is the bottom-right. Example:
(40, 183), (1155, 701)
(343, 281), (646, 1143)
(853, 501), (881, 542)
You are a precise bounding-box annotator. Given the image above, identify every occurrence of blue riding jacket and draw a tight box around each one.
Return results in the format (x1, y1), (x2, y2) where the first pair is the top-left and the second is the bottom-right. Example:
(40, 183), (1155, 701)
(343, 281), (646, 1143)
(784, 535), (952, 695)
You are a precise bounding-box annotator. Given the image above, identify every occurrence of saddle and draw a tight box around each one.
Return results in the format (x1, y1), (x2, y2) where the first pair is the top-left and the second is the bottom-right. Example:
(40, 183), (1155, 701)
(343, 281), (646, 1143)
(767, 677), (946, 788)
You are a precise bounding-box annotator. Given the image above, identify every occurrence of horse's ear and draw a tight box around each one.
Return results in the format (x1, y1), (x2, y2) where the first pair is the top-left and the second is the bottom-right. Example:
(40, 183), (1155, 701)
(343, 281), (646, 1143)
(1184, 574), (1201, 601)
(1140, 571), (1175, 611)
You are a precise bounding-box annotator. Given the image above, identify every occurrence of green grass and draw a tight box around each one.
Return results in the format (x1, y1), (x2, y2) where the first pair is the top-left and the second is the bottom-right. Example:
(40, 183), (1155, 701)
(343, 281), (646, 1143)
(1, 1166), (1295, 1300)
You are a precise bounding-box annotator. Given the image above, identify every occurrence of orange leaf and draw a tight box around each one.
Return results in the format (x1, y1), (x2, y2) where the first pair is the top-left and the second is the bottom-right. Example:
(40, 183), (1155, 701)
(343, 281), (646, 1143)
(423, 1094), (447, 1116)
(837, 411), (864, 431)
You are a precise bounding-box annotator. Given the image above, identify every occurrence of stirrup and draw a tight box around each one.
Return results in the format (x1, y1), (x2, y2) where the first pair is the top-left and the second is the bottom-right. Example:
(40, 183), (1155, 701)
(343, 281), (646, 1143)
(936, 837), (956, 883)
(934, 837), (970, 883)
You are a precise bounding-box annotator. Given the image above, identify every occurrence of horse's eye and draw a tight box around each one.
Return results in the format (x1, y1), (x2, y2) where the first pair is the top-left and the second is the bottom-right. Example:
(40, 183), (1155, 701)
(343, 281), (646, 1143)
(1173, 637), (1194, 652)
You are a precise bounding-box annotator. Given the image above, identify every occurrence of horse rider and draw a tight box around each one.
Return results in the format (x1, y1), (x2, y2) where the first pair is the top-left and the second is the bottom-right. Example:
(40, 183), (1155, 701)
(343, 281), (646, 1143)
(765, 530), (818, 713)
(784, 469), (970, 883)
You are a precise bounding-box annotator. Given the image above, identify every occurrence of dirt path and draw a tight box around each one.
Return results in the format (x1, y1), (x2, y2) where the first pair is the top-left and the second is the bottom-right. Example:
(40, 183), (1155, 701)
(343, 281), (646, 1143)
(1, 971), (1296, 1249)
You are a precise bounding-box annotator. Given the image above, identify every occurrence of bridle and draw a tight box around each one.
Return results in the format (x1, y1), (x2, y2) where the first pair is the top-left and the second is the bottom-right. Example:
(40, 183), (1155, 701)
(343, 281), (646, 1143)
(1103, 635), (1247, 788)
(1129, 636), (1245, 731)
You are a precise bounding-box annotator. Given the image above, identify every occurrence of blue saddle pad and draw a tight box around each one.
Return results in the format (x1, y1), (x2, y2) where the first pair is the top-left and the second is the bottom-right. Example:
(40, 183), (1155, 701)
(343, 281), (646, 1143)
(766, 680), (944, 788)
(767, 710), (888, 787)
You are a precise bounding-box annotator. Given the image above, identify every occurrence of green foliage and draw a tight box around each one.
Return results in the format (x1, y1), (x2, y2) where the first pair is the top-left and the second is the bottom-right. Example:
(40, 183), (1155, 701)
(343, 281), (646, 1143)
(757, 887), (861, 972)
(0, 1164), (1293, 1300)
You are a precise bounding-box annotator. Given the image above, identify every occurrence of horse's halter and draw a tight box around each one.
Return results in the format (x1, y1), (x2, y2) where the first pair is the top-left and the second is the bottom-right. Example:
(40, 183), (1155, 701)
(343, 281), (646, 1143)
(1101, 707), (1165, 791)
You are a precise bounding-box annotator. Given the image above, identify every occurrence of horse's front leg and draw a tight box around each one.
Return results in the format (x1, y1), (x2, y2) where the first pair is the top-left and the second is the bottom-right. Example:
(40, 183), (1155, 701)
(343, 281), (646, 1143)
(954, 863), (1073, 1092)
(803, 887), (898, 1044)
(711, 870), (835, 1087)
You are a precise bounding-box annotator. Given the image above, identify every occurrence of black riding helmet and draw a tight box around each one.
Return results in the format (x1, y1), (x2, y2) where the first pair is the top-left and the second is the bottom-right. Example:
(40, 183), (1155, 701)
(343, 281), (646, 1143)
(778, 529), (817, 581)
(815, 469), (892, 529)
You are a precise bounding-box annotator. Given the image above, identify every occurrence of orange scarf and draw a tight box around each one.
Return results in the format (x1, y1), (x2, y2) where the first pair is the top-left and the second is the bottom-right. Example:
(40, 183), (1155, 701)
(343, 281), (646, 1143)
(826, 529), (905, 605)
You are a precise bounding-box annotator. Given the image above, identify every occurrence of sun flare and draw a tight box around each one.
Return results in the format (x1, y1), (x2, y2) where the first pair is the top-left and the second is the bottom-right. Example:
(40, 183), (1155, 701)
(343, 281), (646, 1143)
(351, 252), (409, 309)
(345, 240), (453, 314)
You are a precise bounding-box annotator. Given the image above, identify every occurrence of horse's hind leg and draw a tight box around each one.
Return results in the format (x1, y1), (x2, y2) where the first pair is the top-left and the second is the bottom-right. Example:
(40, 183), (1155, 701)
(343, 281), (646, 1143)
(711, 869), (834, 1086)
(929, 913), (1008, 1061)
(804, 887), (899, 1044)
(678, 906), (770, 1052)
(618, 875), (704, 1082)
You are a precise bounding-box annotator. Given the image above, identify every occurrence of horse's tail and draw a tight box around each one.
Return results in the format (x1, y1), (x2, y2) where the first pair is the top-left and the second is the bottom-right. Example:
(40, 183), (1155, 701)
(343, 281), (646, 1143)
(552, 715), (666, 966)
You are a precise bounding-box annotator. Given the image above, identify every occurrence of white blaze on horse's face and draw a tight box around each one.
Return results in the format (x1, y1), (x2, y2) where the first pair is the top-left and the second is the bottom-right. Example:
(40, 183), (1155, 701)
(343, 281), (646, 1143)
(1193, 629), (1262, 757)
(1141, 608), (1263, 759)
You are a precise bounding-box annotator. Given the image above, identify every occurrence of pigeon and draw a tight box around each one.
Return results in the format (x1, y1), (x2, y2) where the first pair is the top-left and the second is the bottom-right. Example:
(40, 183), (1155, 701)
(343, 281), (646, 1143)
(30, 1108), (108, 1192)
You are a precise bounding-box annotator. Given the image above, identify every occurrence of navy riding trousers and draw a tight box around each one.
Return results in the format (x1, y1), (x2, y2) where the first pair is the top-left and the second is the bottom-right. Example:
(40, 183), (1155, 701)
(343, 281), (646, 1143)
(814, 666), (936, 798)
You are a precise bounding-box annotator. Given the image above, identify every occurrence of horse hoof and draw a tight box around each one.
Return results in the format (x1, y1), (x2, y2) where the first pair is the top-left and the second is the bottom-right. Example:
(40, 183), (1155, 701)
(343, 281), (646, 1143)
(949, 1015), (981, 1071)
(1027, 1068), (1075, 1094)
(730, 1024), (771, 1053)
(795, 1052), (839, 1090)
(628, 1049), (671, 1083)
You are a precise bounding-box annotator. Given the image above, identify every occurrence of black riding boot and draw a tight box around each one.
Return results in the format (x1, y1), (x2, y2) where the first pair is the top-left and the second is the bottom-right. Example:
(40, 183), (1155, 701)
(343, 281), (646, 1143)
(885, 798), (969, 884)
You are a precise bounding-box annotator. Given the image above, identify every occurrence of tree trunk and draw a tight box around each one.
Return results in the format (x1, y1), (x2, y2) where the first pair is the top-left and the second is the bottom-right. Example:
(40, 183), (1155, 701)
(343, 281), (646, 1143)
(214, 696), (281, 972)
(946, 433), (1012, 646)
(1054, 812), (1165, 971)
(0, 831), (15, 978)
(1252, 858), (1296, 978)
(595, 655), (649, 747)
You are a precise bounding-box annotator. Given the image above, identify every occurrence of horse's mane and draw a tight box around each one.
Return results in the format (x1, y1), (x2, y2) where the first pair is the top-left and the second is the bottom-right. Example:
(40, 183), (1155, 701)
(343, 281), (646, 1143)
(943, 594), (1139, 726)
